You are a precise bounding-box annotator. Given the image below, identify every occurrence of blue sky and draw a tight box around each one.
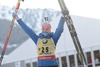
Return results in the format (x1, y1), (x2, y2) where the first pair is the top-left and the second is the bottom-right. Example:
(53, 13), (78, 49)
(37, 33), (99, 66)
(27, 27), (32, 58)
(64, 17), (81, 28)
(0, 0), (100, 19)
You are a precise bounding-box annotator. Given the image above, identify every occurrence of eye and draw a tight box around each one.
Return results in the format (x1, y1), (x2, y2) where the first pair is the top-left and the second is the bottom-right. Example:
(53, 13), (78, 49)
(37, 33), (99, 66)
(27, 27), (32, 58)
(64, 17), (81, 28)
(42, 29), (45, 30)
(46, 29), (48, 30)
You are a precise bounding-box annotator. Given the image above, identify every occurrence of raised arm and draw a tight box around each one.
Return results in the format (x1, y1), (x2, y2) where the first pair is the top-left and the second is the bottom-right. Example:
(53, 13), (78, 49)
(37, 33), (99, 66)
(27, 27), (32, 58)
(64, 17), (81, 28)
(12, 12), (38, 44)
(53, 16), (65, 45)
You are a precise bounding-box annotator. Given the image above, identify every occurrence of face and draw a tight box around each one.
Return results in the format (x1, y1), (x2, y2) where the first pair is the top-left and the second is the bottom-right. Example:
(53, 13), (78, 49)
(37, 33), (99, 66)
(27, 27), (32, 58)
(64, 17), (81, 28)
(42, 23), (51, 33)
(42, 27), (51, 33)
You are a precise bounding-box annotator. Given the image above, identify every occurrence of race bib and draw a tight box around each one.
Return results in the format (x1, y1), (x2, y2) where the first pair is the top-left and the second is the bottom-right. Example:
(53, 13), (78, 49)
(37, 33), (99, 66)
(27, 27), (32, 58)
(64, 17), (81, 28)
(37, 38), (56, 56)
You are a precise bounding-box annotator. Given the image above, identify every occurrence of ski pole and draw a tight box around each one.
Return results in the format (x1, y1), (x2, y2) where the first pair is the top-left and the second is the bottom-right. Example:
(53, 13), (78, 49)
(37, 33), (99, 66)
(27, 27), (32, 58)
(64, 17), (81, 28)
(0, 0), (24, 66)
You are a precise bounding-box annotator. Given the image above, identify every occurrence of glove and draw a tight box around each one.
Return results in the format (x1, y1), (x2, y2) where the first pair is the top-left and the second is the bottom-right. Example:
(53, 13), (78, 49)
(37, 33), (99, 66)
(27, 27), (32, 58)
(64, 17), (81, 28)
(61, 13), (64, 19)
(12, 12), (20, 20)
(62, 10), (69, 15)
(61, 10), (69, 20)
